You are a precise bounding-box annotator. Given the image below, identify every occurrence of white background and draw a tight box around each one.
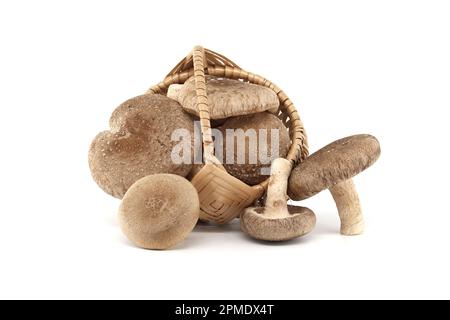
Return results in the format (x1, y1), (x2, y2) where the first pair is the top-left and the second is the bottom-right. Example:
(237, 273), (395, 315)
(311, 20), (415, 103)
(0, 0), (449, 300)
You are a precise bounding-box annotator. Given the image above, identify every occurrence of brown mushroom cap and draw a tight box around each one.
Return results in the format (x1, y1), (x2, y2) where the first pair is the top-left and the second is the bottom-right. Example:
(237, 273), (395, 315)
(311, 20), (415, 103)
(119, 174), (200, 250)
(241, 206), (316, 241)
(219, 112), (290, 185)
(168, 76), (280, 120)
(89, 94), (195, 199)
(288, 134), (381, 201)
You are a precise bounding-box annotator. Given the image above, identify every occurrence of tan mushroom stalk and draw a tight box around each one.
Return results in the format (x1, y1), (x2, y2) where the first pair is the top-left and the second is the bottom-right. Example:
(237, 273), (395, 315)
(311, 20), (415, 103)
(241, 158), (316, 241)
(288, 134), (381, 236)
(329, 180), (363, 235)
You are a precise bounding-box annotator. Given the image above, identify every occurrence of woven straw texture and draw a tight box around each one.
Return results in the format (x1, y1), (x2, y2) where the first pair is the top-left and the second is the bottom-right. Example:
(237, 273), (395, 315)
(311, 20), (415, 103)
(147, 46), (309, 224)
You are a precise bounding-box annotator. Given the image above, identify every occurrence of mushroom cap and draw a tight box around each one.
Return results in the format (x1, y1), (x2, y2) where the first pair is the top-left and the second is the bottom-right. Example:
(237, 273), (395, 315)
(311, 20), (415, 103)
(168, 76), (280, 120)
(241, 206), (316, 241)
(288, 134), (381, 201)
(167, 84), (183, 101)
(89, 94), (195, 199)
(119, 174), (200, 250)
(219, 112), (290, 185)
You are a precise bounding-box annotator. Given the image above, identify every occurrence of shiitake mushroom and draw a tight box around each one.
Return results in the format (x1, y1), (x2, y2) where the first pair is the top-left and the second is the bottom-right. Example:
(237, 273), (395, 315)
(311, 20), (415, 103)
(119, 174), (200, 250)
(89, 94), (195, 199)
(218, 112), (290, 185)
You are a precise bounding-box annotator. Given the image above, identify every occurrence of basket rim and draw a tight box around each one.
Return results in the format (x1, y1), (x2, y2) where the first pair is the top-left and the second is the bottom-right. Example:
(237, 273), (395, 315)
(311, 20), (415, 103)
(146, 48), (309, 191)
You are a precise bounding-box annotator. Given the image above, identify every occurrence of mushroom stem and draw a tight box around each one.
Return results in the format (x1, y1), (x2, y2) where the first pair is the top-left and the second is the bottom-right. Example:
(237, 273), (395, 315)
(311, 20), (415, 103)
(241, 158), (316, 241)
(265, 158), (292, 217)
(329, 179), (364, 235)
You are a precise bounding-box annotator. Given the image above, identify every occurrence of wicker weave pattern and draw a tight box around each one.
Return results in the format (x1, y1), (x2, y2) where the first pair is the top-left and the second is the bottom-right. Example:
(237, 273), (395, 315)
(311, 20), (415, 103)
(147, 47), (309, 223)
(191, 164), (264, 224)
(192, 47), (216, 164)
(148, 51), (309, 164)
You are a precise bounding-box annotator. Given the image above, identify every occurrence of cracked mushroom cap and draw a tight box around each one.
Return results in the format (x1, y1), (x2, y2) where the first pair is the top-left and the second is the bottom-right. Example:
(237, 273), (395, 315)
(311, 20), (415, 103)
(119, 174), (200, 250)
(288, 134), (381, 201)
(167, 76), (280, 120)
(219, 112), (290, 185)
(89, 94), (195, 199)
(241, 206), (316, 241)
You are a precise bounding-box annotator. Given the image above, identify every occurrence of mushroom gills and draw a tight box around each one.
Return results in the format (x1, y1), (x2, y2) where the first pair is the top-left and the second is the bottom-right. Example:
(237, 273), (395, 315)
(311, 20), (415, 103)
(241, 158), (316, 242)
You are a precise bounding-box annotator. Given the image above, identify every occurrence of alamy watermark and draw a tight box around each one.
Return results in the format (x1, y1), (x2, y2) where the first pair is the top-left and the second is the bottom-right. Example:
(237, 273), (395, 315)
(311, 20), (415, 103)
(170, 121), (282, 176)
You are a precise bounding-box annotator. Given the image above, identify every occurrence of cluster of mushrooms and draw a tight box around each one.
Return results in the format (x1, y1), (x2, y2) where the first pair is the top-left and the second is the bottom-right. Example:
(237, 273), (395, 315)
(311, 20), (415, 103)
(89, 71), (380, 250)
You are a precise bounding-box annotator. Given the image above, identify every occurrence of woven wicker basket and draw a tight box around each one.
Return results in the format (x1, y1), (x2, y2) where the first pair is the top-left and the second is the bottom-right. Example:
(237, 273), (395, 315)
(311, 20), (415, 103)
(147, 46), (309, 224)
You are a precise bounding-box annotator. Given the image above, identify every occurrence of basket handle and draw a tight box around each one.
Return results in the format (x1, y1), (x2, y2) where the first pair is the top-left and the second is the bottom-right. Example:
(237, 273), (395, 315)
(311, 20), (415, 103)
(192, 46), (216, 165)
